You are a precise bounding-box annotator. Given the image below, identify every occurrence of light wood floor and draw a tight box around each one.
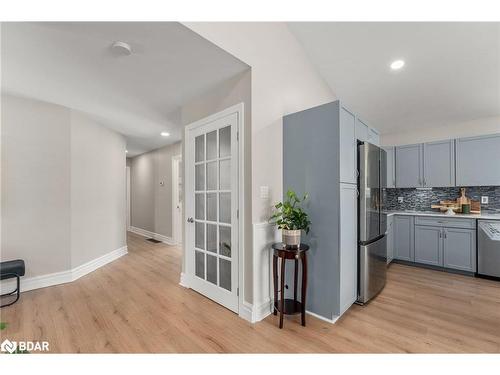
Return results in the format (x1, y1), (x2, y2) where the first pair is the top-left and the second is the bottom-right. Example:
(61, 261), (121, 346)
(1, 231), (500, 353)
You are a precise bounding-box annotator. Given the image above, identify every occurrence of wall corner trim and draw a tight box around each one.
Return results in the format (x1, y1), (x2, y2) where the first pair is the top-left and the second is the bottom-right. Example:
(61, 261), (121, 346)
(179, 272), (190, 288)
(0, 246), (128, 294)
(306, 310), (340, 324)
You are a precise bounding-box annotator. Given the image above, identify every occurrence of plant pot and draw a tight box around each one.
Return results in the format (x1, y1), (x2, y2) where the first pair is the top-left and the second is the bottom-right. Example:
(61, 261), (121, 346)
(282, 229), (301, 248)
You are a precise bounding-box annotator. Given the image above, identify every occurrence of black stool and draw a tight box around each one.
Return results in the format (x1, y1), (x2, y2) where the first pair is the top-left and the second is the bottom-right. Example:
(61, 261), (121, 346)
(1, 260), (25, 308)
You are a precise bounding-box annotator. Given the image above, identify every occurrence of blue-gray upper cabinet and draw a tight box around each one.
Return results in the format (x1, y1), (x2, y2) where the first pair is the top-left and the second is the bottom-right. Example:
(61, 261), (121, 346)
(394, 215), (415, 261)
(423, 140), (455, 187)
(456, 134), (500, 186)
(339, 106), (357, 184)
(395, 144), (423, 188)
(383, 147), (395, 188)
(355, 118), (369, 142)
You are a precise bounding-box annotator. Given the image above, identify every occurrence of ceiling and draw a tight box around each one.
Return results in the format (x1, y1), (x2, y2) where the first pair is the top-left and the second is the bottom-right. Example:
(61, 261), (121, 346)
(288, 22), (500, 135)
(1, 22), (249, 156)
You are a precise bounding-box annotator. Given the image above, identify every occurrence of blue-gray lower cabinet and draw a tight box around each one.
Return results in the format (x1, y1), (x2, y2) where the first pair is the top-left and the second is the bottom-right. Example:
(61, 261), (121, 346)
(394, 215), (414, 261)
(414, 226), (442, 266)
(443, 228), (476, 272)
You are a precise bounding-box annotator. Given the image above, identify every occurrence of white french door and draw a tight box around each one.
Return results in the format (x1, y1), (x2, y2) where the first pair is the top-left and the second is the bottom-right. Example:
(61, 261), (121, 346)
(185, 110), (239, 313)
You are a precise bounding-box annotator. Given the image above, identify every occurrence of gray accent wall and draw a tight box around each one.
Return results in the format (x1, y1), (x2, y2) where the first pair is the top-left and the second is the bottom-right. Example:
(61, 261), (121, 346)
(385, 186), (500, 212)
(283, 101), (341, 319)
(1, 95), (127, 277)
(129, 142), (181, 238)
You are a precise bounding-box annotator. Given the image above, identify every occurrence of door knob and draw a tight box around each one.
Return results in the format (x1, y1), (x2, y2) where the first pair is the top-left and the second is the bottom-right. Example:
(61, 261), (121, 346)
(187, 217), (194, 223)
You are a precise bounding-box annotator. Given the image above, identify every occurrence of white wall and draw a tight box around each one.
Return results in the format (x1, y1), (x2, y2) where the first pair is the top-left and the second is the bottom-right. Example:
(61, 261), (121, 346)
(1, 94), (127, 278)
(1, 95), (71, 276)
(70, 110), (126, 267)
(184, 23), (335, 223)
(381, 116), (500, 146)
(129, 142), (182, 238)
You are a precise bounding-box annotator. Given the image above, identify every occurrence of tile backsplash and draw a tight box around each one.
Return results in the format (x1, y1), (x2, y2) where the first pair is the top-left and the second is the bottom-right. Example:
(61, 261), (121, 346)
(384, 186), (500, 212)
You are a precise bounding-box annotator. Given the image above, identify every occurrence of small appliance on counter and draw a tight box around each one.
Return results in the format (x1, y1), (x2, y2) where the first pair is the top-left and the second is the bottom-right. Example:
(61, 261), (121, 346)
(477, 220), (500, 280)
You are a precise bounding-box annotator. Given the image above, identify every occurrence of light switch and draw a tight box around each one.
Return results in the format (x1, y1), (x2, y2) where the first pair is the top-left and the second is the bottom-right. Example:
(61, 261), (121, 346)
(260, 186), (269, 199)
(481, 196), (489, 204)
(398, 197), (404, 203)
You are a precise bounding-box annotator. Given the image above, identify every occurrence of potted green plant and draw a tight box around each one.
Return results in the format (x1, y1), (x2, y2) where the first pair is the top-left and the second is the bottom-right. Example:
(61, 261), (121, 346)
(269, 189), (311, 247)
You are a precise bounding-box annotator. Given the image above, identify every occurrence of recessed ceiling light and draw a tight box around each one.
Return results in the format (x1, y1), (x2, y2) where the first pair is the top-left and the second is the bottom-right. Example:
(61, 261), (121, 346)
(161, 132), (170, 137)
(390, 59), (405, 70)
(125, 150), (128, 153)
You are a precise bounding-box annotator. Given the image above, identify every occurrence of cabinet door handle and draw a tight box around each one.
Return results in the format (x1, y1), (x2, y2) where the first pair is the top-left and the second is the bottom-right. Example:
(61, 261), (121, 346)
(443, 230), (447, 239)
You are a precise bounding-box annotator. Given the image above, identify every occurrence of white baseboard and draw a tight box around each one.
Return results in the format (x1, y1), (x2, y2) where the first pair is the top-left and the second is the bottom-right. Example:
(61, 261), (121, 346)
(72, 246), (128, 280)
(179, 272), (190, 288)
(253, 299), (273, 322)
(239, 302), (254, 322)
(306, 310), (340, 324)
(0, 246), (128, 294)
(129, 226), (176, 245)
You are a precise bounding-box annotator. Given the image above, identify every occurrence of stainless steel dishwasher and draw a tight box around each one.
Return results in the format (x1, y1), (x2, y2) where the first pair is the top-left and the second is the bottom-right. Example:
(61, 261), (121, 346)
(477, 220), (500, 279)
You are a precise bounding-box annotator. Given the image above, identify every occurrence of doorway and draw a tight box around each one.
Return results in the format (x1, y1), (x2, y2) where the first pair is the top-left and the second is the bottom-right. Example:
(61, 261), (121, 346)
(183, 104), (243, 313)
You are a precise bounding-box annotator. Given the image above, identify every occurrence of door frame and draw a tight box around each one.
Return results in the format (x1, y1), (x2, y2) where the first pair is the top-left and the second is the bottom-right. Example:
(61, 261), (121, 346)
(126, 166), (131, 231)
(182, 103), (245, 315)
(172, 154), (182, 245)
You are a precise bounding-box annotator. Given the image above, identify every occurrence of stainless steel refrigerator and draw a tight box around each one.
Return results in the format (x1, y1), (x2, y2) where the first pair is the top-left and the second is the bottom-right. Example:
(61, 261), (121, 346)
(357, 142), (387, 304)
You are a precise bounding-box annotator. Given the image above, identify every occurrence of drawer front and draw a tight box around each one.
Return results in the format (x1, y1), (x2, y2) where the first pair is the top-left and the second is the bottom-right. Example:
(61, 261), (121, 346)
(414, 216), (476, 229)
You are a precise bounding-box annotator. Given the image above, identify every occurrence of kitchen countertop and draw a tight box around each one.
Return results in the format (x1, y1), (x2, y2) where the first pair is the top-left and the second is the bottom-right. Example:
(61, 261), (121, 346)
(384, 210), (500, 220)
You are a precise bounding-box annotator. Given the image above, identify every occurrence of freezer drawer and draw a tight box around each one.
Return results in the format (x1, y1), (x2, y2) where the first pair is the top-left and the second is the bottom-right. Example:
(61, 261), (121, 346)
(358, 235), (387, 304)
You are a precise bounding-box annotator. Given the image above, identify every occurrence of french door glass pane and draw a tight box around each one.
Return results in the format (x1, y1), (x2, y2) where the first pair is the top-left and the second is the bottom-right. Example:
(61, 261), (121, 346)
(207, 254), (217, 285)
(219, 126), (231, 157)
(207, 224), (217, 253)
(219, 193), (231, 224)
(195, 164), (205, 191)
(219, 159), (230, 190)
(206, 161), (217, 190)
(219, 258), (231, 291)
(219, 226), (231, 257)
(195, 193), (205, 220)
(195, 135), (205, 162)
(195, 251), (205, 279)
(195, 222), (205, 250)
(207, 193), (217, 222)
(206, 130), (217, 160)
(192, 121), (234, 294)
